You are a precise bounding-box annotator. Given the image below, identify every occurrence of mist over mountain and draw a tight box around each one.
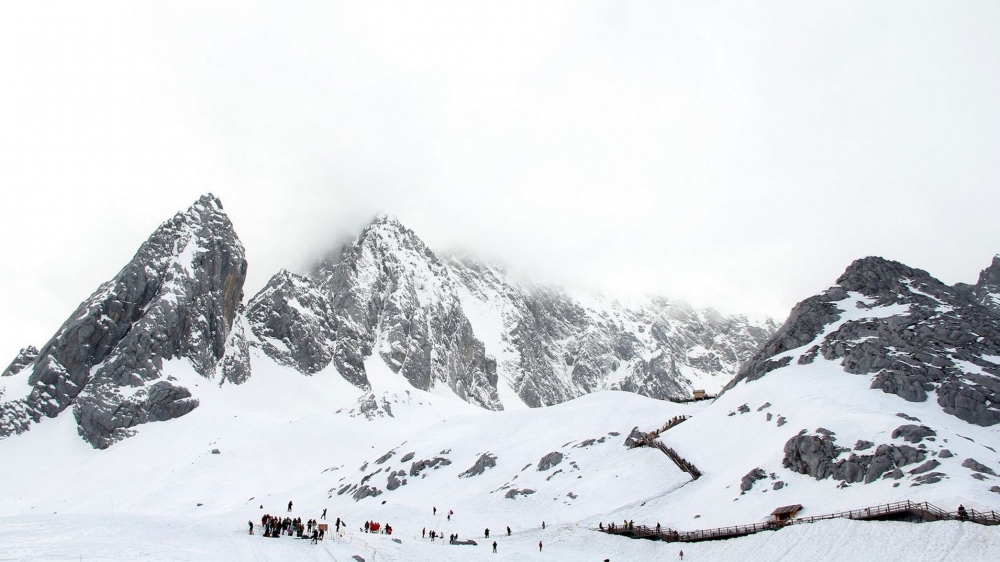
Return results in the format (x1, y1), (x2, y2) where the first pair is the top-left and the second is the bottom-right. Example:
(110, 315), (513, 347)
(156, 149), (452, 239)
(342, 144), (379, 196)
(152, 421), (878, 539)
(1, 196), (775, 448)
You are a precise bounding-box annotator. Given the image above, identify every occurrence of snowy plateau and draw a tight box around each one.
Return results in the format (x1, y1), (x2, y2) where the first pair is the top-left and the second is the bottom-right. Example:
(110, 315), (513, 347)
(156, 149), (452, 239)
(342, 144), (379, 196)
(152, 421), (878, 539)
(0, 195), (998, 561)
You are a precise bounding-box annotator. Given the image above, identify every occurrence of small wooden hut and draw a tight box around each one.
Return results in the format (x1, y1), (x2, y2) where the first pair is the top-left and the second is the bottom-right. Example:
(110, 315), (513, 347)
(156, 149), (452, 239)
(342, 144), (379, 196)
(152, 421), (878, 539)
(771, 504), (804, 523)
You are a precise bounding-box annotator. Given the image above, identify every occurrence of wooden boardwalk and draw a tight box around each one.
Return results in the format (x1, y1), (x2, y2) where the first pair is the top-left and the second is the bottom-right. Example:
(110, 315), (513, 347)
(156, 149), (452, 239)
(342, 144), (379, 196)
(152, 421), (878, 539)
(599, 500), (1000, 544)
(627, 416), (702, 480)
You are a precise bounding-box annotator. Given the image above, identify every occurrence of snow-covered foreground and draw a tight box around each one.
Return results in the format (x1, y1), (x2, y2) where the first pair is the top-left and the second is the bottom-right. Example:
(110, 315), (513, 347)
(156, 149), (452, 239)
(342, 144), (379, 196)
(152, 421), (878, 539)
(0, 514), (996, 562)
(2, 345), (999, 561)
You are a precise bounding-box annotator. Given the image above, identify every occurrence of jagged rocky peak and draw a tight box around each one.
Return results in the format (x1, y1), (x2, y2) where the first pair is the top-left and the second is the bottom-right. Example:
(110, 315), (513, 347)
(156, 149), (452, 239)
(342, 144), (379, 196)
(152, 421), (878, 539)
(246, 214), (503, 410)
(2, 345), (38, 377)
(956, 254), (1000, 314)
(446, 254), (776, 407)
(0, 194), (249, 448)
(729, 255), (1000, 426)
(247, 212), (775, 412)
(246, 269), (338, 376)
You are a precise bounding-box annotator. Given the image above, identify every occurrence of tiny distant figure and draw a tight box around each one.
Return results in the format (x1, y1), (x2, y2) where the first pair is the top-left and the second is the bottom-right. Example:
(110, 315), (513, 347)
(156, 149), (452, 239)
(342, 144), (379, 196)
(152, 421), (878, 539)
(507, 525), (511, 536)
(599, 522), (604, 531)
(288, 501), (293, 512)
(679, 549), (684, 560)
(365, 521), (370, 533)
(248, 521), (254, 535)
(542, 521), (546, 530)
(539, 540), (543, 551)
(492, 541), (497, 553)
(485, 528), (490, 538)
(448, 512), (451, 521)
(311, 529), (319, 544)
(656, 522), (661, 533)
(259, 504), (263, 509)
(433, 506), (437, 516)
(422, 527), (426, 538)
(336, 517), (342, 532)
(321, 508), (327, 520)
(958, 504), (968, 521)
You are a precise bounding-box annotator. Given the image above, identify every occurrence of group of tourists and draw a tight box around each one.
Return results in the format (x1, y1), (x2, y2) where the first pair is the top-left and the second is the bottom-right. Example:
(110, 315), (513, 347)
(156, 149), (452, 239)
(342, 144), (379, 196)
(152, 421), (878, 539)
(247, 502), (339, 545)
(364, 520), (392, 534)
(255, 513), (325, 541)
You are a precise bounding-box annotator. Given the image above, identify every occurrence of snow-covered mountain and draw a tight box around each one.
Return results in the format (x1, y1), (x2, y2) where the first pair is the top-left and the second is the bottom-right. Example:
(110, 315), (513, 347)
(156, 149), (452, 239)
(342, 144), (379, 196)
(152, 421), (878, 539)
(0, 195), (248, 449)
(1, 197), (998, 561)
(247, 214), (777, 412)
(0, 198), (773, 449)
(627, 255), (1000, 529)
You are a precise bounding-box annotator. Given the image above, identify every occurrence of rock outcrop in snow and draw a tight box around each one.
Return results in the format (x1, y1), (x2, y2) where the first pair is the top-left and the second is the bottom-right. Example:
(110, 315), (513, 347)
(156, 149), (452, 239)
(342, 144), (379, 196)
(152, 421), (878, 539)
(1, 346), (37, 378)
(0, 195), (248, 448)
(728, 256), (1000, 427)
(245, 215), (776, 410)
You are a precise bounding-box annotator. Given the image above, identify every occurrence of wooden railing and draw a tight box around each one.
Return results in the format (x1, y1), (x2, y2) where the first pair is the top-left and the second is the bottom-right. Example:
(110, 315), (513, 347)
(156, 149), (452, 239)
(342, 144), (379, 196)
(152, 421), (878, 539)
(626, 417), (701, 480)
(598, 500), (1000, 544)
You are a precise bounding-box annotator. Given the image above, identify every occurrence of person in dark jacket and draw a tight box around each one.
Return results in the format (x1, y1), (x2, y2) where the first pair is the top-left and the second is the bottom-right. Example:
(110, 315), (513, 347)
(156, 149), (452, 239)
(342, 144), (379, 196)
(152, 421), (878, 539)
(485, 528), (490, 538)
(492, 541), (497, 553)
(248, 521), (253, 535)
(287, 501), (293, 512)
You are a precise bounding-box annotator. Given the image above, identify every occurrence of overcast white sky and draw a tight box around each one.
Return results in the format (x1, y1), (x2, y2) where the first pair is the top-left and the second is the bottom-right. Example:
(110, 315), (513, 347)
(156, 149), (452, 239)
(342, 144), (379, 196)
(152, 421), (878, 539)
(1, 1), (999, 363)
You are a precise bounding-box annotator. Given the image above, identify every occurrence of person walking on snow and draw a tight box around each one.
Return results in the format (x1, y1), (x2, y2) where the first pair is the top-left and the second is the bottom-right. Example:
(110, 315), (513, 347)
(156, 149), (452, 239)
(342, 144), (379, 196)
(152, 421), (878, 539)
(539, 540), (543, 552)
(433, 506), (437, 515)
(485, 528), (490, 538)
(679, 549), (684, 560)
(507, 526), (511, 536)
(321, 508), (327, 520)
(492, 541), (497, 553)
(248, 521), (253, 535)
(422, 527), (426, 538)
(287, 501), (293, 512)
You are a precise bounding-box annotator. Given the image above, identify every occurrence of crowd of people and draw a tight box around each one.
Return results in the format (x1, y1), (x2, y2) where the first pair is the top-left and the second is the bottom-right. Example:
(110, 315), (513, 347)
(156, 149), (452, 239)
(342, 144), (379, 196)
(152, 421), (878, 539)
(248, 501), (344, 545)
(250, 502), (562, 554)
(256, 513), (326, 540)
(364, 520), (392, 534)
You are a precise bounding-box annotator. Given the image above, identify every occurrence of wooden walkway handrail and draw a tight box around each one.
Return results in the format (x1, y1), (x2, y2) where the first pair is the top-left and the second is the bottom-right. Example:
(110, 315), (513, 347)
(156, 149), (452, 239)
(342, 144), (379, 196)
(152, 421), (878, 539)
(598, 500), (1000, 544)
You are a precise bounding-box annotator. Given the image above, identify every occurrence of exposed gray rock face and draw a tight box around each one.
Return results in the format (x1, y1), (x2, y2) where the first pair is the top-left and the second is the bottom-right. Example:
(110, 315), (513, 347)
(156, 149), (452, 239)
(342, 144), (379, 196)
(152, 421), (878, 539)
(784, 432), (926, 484)
(891, 425), (937, 444)
(504, 488), (535, 499)
(459, 453), (497, 478)
(241, 215), (773, 410)
(409, 457), (451, 477)
(955, 255), (1000, 314)
(246, 270), (339, 377)
(352, 485), (382, 501)
(0, 195), (248, 448)
(854, 440), (874, 451)
(962, 458), (998, 476)
(449, 258), (776, 407)
(386, 470), (407, 490)
(2, 346), (38, 378)
(319, 217), (501, 409)
(740, 468), (767, 492)
(938, 449), (954, 458)
(537, 452), (564, 471)
(728, 256), (1000, 427)
(908, 459), (940, 475)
